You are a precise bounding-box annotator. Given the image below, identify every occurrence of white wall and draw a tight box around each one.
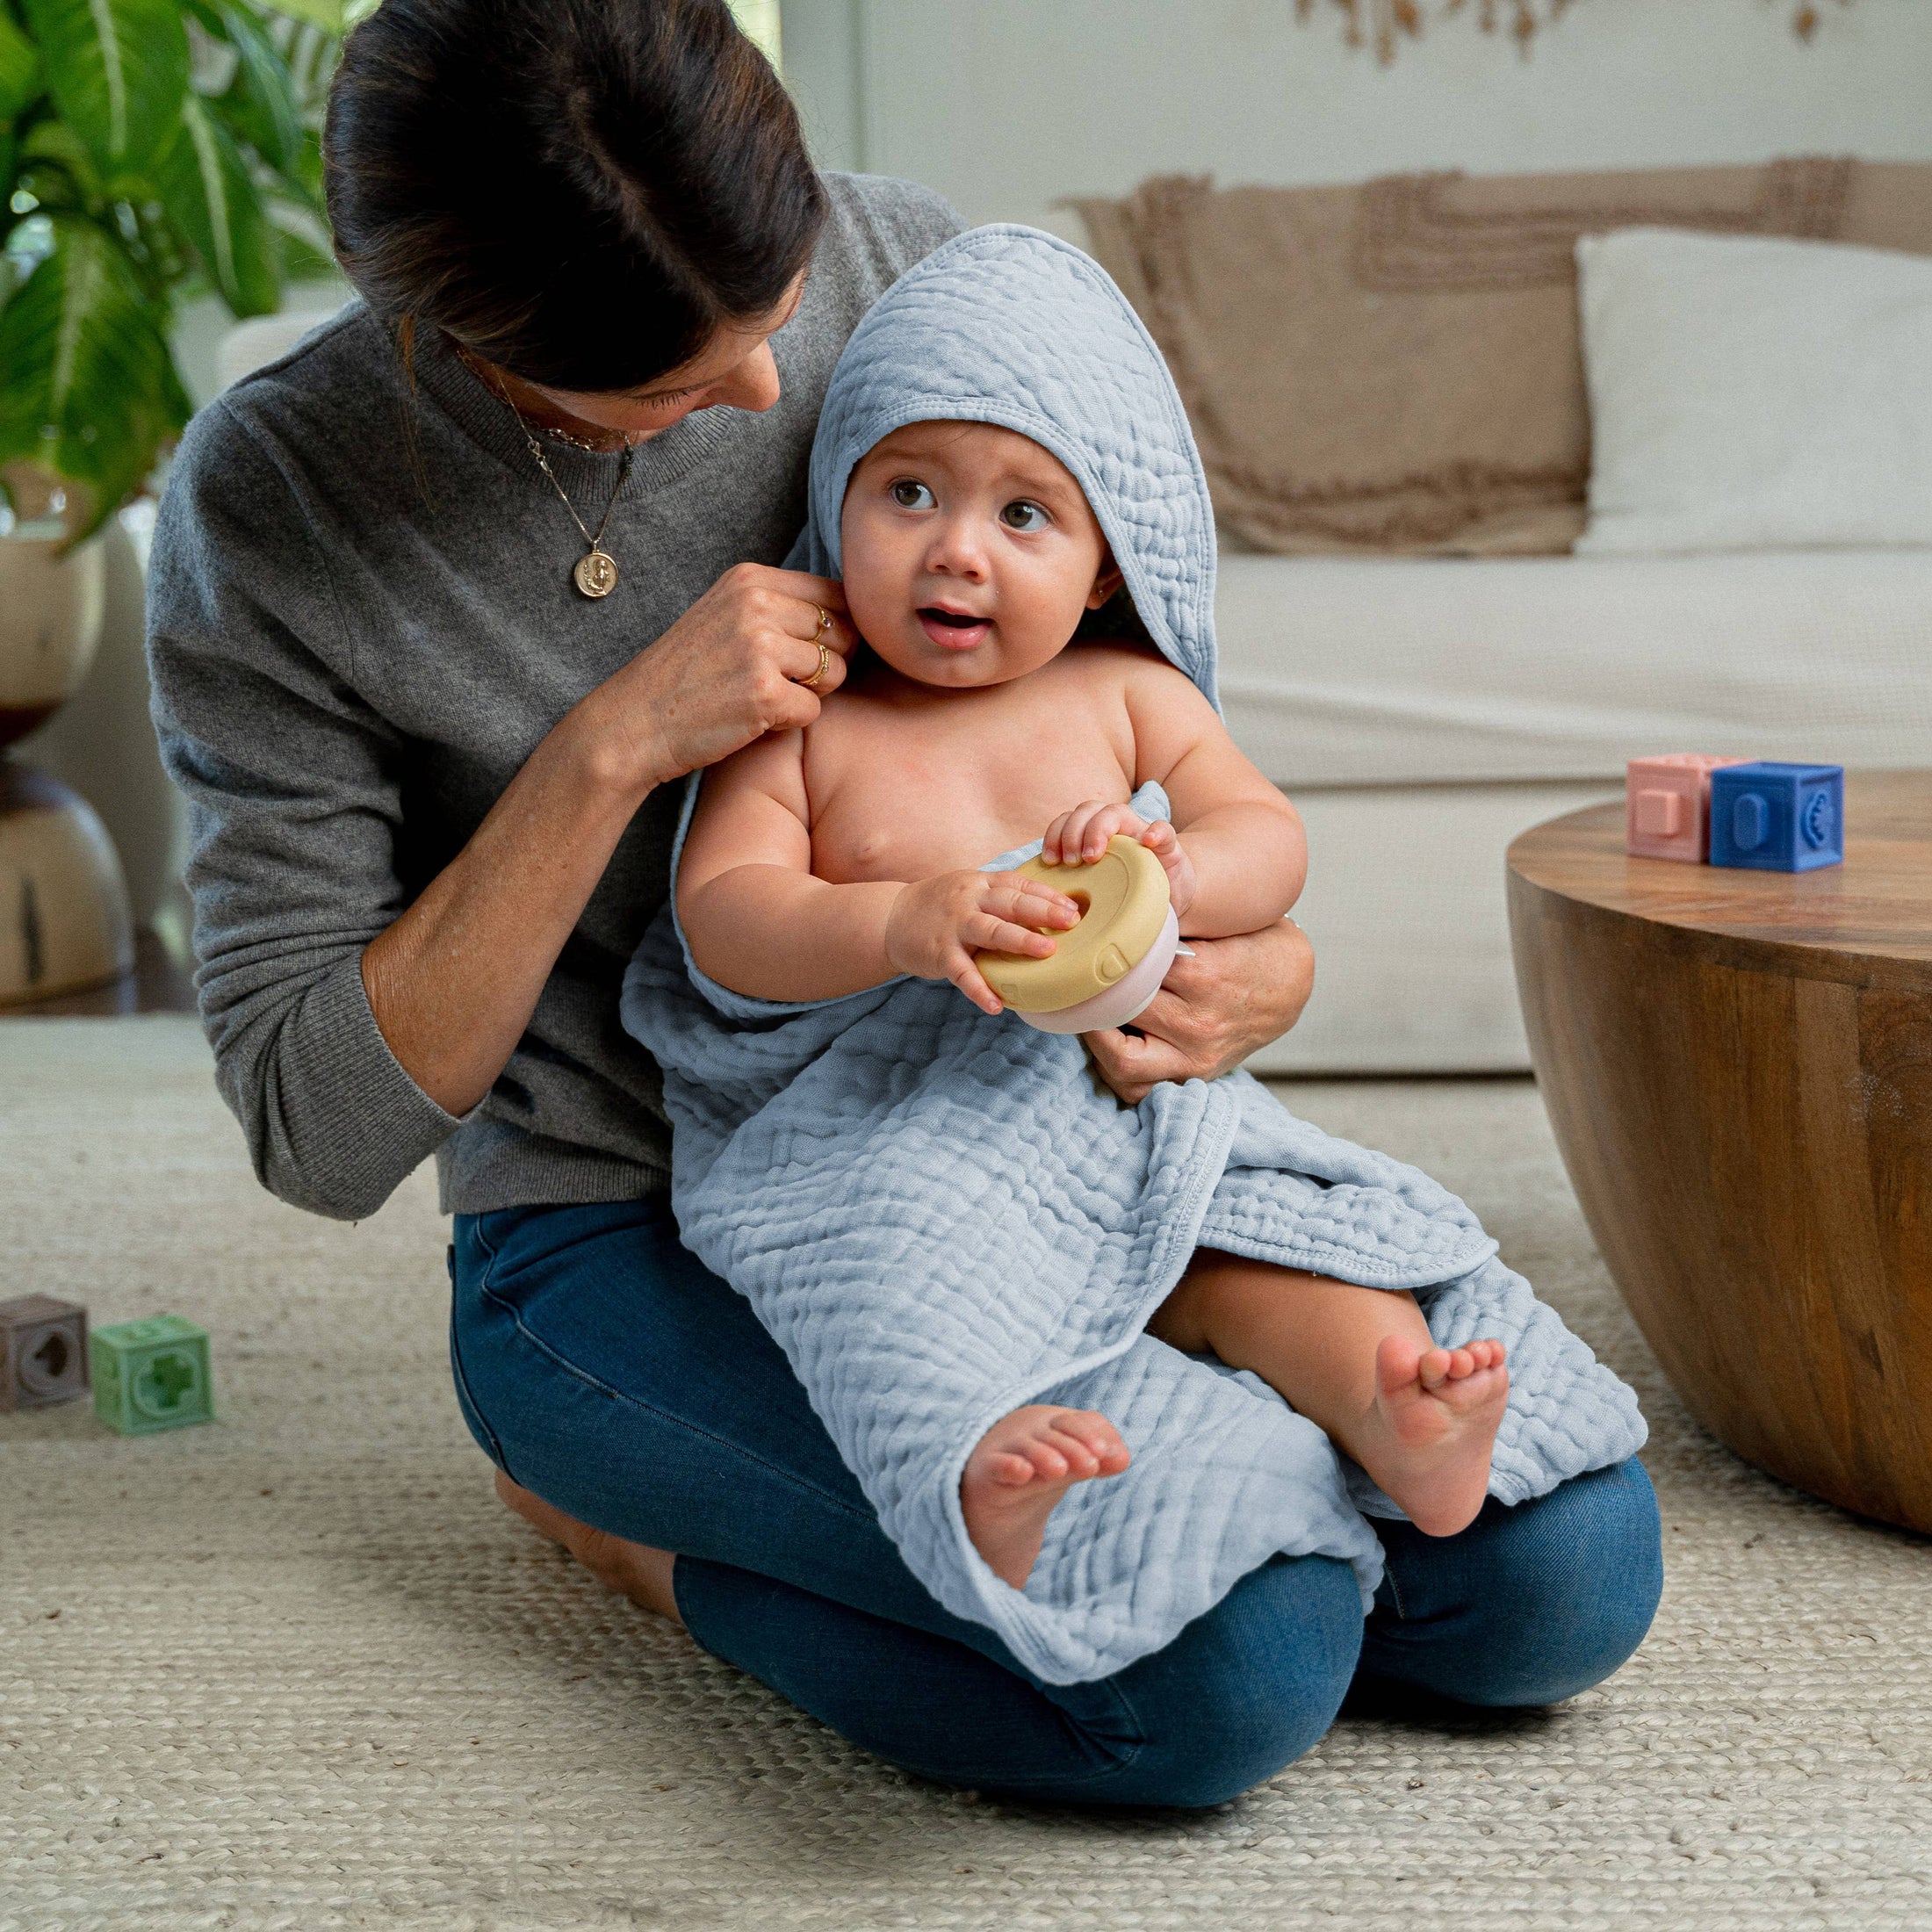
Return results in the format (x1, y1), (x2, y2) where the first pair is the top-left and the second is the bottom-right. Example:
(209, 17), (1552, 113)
(782, 0), (1932, 229)
(172, 278), (351, 410)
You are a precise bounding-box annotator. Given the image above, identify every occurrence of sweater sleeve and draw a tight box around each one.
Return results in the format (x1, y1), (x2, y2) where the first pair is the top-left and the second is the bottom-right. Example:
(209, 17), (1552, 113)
(148, 399), (464, 1221)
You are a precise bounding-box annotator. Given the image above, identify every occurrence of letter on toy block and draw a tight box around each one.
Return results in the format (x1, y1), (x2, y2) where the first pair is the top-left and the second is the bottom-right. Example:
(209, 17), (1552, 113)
(1626, 756), (1748, 862)
(1708, 763), (1845, 873)
(90, 1315), (215, 1435)
(0, 1294), (90, 1410)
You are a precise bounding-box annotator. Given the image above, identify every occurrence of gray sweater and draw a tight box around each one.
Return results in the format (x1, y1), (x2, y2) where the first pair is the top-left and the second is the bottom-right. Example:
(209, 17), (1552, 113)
(148, 172), (961, 1222)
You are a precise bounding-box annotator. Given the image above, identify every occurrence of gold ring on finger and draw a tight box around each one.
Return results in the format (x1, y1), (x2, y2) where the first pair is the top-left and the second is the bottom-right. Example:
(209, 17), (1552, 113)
(812, 603), (833, 643)
(801, 640), (833, 689)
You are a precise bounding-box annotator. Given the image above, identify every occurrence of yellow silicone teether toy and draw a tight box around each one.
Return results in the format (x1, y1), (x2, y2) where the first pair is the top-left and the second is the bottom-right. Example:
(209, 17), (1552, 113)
(978, 836), (1180, 1034)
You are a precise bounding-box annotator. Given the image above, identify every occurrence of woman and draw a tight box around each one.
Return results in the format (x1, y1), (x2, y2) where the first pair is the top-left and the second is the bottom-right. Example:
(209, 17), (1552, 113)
(148, 0), (1661, 1807)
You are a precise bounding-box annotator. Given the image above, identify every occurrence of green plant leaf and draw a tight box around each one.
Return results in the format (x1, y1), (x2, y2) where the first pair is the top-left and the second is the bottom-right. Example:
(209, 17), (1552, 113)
(0, 6), (43, 122)
(264, 195), (333, 281)
(253, 0), (344, 31)
(210, 2), (302, 174)
(16, 112), (104, 204)
(18, 112), (93, 168)
(269, 225), (331, 283)
(0, 213), (190, 535)
(158, 89), (278, 314)
(19, 0), (191, 182)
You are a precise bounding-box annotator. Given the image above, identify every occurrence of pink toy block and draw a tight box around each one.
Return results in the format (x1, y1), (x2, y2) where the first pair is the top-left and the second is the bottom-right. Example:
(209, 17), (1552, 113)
(1626, 756), (1749, 862)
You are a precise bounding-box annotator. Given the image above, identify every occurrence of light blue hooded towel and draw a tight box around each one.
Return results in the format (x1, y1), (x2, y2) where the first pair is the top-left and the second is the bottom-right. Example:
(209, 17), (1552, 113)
(622, 227), (1644, 1685)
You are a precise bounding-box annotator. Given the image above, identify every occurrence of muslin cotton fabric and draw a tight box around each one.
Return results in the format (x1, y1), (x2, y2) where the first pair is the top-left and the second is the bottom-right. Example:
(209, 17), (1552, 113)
(622, 227), (1646, 1683)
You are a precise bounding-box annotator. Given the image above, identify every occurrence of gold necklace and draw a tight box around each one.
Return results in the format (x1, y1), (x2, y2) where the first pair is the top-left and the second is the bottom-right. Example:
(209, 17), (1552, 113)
(486, 374), (636, 599)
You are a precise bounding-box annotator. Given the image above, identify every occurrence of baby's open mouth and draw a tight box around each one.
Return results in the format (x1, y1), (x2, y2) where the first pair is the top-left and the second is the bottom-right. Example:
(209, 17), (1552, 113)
(917, 606), (992, 648)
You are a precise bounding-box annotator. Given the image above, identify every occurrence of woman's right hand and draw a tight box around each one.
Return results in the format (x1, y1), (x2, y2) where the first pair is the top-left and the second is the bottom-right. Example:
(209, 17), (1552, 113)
(360, 563), (853, 1117)
(883, 870), (1083, 1015)
(577, 563), (857, 794)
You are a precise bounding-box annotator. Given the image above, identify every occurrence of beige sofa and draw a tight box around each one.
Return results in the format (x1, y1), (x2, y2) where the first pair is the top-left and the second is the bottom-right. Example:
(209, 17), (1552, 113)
(1220, 546), (1932, 1072)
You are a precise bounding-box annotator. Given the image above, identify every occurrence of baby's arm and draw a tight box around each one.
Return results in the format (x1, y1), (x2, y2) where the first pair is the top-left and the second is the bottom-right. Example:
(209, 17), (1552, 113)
(677, 731), (1082, 1010)
(1044, 661), (1305, 939)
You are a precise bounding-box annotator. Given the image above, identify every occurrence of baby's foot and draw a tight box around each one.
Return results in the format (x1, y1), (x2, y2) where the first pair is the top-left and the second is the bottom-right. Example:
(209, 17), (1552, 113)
(1359, 1335), (1510, 1538)
(961, 1405), (1130, 1590)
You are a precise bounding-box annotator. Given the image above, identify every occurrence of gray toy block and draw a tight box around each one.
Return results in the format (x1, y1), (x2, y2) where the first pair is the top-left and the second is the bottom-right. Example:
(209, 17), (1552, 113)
(0, 1294), (90, 1410)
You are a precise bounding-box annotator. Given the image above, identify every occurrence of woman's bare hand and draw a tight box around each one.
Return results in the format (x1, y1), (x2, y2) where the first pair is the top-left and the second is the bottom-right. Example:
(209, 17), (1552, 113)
(884, 869), (1082, 1014)
(1084, 919), (1315, 1104)
(575, 563), (855, 795)
(363, 561), (854, 1117)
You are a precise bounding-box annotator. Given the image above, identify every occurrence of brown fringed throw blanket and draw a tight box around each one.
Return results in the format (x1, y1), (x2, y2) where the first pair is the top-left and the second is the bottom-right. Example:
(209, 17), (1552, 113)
(1071, 160), (1932, 555)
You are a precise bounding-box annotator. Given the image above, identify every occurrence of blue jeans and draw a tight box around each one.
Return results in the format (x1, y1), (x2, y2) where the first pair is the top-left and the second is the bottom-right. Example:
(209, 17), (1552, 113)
(450, 1198), (1662, 1808)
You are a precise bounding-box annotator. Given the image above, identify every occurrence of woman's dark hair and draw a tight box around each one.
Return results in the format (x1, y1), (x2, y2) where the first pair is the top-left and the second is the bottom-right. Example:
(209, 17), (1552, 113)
(324, 0), (827, 392)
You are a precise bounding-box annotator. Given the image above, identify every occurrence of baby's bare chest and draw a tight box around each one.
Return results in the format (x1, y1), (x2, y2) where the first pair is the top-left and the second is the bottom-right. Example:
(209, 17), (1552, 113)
(806, 692), (1134, 883)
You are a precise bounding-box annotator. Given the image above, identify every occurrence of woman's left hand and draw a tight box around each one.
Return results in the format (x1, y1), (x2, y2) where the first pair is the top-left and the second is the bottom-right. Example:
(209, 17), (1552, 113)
(1083, 918), (1314, 1105)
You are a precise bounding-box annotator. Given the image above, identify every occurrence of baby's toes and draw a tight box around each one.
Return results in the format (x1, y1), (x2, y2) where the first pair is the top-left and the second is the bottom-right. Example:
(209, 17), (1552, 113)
(1062, 1433), (1128, 1478)
(1043, 1421), (1117, 1479)
(1440, 1359), (1510, 1414)
(1049, 1409), (1127, 1467)
(1018, 1437), (1074, 1482)
(1376, 1331), (1429, 1395)
(1449, 1338), (1505, 1376)
(984, 1450), (1043, 1487)
(1416, 1345), (1455, 1389)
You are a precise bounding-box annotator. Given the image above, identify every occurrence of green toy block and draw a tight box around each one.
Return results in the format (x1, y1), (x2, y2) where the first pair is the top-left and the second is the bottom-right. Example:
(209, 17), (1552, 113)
(90, 1316), (215, 1435)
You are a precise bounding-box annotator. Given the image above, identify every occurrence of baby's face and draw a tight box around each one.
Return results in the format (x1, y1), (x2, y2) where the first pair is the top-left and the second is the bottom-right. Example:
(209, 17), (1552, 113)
(840, 422), (1120, 688)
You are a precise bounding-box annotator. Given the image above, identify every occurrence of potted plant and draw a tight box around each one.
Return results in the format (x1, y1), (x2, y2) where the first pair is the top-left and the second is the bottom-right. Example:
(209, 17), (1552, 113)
(0, 0), (356, 534)
(0, 0), (350, 1003)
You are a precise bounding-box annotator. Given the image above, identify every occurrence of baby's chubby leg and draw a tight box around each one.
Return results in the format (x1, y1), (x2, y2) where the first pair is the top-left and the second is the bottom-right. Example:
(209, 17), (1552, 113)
(1149, 1250), (1508, 1538)
(961, 1407), (1131, 1589)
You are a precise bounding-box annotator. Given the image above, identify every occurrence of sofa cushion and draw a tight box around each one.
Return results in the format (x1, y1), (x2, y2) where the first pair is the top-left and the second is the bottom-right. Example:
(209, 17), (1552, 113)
(1215, 549), (1932, 788)
(1577, 227), (1932, 555)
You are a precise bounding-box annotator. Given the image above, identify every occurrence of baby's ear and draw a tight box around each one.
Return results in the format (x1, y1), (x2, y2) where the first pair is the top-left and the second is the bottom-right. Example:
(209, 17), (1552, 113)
(1085, 555), (1125, 611)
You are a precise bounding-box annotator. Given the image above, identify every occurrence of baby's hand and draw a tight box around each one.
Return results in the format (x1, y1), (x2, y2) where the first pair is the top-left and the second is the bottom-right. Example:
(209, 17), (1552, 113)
(1042, 801), (1196, 917)
(884, 870), (1083, 1015)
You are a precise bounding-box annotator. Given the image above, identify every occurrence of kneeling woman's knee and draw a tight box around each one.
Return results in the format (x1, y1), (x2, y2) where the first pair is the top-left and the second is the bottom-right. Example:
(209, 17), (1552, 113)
(1109, 1554), (1365, 1808)
(1467, 1458), (1662, 1708)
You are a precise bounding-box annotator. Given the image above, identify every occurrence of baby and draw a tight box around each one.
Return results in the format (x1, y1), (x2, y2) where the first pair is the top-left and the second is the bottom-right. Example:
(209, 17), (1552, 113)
(677, 395), (1509, 1586)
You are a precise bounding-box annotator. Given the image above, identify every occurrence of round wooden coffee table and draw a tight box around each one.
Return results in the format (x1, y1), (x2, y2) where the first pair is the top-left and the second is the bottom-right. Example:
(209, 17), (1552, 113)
(1508, 769), (1932, 1533)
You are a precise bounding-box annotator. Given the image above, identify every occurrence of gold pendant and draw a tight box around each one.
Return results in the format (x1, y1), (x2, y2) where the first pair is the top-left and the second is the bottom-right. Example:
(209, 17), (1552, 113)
(573, 548), (618, 599)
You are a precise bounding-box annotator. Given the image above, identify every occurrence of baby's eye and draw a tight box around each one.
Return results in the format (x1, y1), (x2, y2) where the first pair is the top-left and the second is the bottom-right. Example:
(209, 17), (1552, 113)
(1000, 500), (1050, 532)
(890, 479), (935, 509)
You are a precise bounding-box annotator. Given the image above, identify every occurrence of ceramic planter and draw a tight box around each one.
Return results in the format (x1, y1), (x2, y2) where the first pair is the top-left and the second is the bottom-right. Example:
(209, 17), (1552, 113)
(1, 474), (135, 1006)
(0, 504), (106, 753)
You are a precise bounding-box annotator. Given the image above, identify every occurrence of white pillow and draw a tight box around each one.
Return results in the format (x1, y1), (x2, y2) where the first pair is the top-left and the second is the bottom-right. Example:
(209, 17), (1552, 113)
(1575, 227), (1932, 554)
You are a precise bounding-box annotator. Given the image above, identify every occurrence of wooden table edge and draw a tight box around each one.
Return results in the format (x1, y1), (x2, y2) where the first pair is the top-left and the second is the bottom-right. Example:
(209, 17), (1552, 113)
(1507, 770), (1932, 993)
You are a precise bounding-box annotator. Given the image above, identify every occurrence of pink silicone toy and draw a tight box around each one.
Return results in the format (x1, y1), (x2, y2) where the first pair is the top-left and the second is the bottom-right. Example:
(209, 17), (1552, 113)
(1626, 756), (1749, 862)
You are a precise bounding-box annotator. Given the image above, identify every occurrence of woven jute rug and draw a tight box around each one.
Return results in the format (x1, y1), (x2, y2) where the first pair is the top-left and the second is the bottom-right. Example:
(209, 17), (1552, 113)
(4, 1018), (1928, 1930)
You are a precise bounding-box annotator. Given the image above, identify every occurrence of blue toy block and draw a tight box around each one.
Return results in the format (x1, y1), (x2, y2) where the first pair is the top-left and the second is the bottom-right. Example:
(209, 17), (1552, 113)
(1708, 763), (1844, 872)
